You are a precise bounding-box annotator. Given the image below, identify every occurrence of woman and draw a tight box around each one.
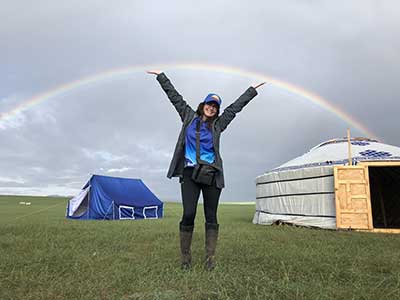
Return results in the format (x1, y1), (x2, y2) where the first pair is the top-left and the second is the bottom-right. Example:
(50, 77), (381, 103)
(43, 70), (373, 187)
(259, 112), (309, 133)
(147, 70), (265, 270)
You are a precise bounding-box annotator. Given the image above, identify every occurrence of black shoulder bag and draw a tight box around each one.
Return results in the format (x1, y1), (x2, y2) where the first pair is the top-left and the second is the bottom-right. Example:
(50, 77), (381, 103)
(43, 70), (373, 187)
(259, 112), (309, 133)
(191, 120), (218, 186)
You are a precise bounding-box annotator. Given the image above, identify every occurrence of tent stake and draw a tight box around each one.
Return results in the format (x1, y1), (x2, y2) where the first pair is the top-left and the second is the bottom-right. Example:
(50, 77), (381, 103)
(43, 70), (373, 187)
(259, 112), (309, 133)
(347, 128), (352, 165)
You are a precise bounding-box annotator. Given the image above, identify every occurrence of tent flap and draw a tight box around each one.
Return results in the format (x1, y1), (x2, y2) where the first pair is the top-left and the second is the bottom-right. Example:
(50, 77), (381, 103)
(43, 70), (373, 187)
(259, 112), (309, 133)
(68, 186), (90, 217)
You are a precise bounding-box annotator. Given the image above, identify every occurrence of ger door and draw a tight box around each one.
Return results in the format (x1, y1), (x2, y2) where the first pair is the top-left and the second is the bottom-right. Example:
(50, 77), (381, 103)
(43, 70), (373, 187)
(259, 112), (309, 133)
(334, 165), (373, 230)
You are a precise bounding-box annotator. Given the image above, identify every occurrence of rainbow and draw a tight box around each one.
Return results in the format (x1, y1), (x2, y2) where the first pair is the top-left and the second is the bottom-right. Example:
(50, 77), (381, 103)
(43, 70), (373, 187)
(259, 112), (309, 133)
(0, 62), (378, 139)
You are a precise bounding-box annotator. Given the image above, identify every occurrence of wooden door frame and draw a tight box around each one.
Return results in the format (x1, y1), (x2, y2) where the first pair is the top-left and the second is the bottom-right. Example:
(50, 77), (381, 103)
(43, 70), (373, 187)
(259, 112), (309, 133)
(341, 161), (400, 233)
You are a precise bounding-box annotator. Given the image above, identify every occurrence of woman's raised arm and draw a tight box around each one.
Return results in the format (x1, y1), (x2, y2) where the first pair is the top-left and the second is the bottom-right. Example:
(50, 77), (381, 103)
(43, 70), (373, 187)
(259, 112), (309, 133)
(147, 71), (194, 122)
(217, 82), (266, 132)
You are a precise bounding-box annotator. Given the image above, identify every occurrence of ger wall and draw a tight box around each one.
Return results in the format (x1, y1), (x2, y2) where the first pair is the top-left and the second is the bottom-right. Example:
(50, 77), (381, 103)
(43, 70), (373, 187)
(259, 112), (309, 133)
(253, 166), (337, 229)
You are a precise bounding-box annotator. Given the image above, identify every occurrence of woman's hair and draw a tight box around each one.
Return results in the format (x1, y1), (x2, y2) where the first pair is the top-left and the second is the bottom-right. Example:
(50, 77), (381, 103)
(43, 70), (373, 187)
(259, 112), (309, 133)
(196, 102), (220, 129)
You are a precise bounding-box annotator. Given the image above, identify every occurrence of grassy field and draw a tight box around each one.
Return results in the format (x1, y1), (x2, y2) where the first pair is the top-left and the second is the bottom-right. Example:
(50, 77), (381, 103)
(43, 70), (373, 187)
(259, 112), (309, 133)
(1, 195), (400, 300)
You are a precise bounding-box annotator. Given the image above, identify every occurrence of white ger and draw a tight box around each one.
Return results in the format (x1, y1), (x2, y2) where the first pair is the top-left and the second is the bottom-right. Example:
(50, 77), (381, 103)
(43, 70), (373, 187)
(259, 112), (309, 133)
(253, 138), (400, 232)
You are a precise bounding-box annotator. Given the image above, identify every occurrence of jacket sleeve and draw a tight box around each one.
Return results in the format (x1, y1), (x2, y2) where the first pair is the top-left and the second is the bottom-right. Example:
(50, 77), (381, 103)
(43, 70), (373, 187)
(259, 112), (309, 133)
(156, 72), (194, 122)
(217, 87), (258, 132)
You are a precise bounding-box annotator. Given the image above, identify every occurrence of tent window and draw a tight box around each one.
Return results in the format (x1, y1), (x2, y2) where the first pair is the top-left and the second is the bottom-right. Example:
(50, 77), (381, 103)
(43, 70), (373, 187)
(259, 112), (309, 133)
(143, 206), (158, 219)
(119, 205), (135, 220)
(369, 166), (400, 229)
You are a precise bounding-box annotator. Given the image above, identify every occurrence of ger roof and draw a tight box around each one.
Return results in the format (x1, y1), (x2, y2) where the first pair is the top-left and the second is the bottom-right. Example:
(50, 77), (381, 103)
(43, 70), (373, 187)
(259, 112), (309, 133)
(272, 137), (400, 172)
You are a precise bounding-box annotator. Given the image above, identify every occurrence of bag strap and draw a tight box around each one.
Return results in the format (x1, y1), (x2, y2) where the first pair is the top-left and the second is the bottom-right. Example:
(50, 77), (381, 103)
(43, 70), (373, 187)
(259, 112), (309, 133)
(195, 118), (201, 164)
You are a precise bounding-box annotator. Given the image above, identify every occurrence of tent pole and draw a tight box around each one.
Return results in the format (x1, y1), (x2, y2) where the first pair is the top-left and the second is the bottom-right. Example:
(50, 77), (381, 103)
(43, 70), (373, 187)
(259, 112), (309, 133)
(87, 188), (90, 220)
(377, 178), (388, 228)
(347, 128), (352, 166)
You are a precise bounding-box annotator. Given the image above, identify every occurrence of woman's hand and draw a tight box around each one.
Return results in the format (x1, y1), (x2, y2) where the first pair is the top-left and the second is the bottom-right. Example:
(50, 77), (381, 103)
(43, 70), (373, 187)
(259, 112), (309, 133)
(146, 70), (162, 75)
(252, 82), (266, 89)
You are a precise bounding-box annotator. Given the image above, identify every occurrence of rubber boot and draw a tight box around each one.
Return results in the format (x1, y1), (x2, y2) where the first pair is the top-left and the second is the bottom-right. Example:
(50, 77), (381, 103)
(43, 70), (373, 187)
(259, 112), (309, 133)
(205, 223), (219, 271)
(179, 223), (194, 270)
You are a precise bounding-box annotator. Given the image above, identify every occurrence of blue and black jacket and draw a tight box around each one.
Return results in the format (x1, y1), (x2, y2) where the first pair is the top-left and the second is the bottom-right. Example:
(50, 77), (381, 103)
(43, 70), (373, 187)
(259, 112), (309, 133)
(156, 73), (258, 189)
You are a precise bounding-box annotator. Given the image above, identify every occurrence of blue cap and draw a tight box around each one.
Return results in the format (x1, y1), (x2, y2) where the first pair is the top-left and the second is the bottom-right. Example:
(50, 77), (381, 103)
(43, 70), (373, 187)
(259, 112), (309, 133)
(203, 93), (222, 106)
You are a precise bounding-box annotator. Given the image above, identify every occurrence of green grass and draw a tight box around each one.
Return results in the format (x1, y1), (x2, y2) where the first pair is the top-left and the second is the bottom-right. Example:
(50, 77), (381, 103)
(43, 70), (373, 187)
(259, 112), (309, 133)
(1, 195), (400, 300)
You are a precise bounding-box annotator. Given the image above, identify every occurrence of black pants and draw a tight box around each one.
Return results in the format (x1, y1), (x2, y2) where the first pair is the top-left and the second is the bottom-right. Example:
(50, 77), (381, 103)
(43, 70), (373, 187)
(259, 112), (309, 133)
(180, 167), (222, 226)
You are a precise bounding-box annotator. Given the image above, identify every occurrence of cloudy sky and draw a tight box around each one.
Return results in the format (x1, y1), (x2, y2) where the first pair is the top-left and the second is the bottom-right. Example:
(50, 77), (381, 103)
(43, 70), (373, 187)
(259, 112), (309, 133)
(1, 0), (399, 201)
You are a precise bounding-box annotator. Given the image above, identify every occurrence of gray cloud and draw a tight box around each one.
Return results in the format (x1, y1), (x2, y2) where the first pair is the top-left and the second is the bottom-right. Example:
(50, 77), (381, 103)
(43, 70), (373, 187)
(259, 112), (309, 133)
(1, 0), (399, 201)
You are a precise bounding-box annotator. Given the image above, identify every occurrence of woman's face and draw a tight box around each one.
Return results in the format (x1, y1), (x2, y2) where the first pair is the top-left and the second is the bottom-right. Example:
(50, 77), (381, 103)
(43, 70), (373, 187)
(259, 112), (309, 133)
(203, 102), (219, 118)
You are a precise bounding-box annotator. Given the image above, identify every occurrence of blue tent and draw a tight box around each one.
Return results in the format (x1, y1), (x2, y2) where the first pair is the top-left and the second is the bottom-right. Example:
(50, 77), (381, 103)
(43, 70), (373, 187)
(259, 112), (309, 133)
(66, 174), (163, 220)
